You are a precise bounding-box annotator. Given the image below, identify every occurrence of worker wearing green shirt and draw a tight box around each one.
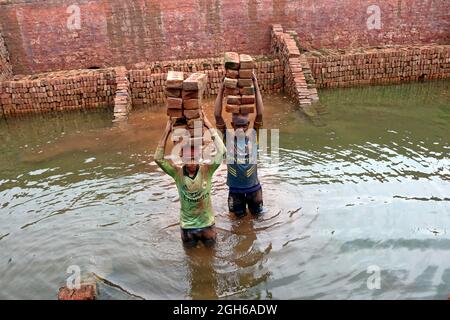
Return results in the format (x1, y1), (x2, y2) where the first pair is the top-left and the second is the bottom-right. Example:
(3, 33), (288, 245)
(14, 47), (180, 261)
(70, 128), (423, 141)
(154, 115), (226, 248)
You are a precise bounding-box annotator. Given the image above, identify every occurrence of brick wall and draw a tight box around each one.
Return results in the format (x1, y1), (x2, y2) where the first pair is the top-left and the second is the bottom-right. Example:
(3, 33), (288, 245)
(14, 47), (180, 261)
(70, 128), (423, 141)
(128, 56), (283, 107)
(0, 68), (116, 117)
(307, 45), (450, 88)
(0, 29), (12, 81)
(1, 0), (449, 74)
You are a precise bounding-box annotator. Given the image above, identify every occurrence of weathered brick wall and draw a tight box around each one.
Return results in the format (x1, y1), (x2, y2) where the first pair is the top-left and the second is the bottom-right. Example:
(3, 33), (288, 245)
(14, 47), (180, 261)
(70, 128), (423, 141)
(0, 29), (12, 81)
(307, 45), (450, 88)
(1, 0), (449, 74)
(0, 68), (116, 117)
(129, 56), (283, 107)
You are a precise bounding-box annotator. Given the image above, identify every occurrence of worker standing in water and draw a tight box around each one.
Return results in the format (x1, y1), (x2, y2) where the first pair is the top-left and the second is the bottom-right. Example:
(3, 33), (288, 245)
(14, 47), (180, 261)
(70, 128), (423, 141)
(214, 74), (264, 218)
(154, 114), (226, 247)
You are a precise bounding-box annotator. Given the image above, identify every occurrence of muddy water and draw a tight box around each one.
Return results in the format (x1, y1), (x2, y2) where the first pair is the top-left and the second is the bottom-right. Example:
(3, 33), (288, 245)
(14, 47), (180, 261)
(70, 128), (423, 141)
(0, 80), (449, 299)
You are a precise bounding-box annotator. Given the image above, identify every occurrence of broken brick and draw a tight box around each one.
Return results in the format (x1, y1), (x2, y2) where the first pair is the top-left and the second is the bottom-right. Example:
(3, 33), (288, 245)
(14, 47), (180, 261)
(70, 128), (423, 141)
(58, 284), (96, 300)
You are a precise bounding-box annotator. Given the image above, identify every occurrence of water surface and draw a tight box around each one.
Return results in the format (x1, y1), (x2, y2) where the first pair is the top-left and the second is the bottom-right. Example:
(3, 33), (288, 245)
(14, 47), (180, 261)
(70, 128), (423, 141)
(0, 80), (449, 299)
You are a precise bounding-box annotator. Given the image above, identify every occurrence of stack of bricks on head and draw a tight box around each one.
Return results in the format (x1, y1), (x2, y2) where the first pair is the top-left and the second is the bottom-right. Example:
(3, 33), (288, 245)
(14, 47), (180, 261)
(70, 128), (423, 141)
(165, 71), (209, 149)
(223, 52), (256, 115)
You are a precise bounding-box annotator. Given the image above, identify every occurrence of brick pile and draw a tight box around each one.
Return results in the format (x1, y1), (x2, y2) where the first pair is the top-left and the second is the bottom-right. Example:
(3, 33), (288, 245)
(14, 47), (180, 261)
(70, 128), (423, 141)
(165, 71), (210, 148)
(307, 45), (450, 88)
(128, 56), (283, 107)
(0, 69), (116, 116)
(0, 30), (12, 82)
(270, 24), (319, 106)
(223, 52), (257, 115)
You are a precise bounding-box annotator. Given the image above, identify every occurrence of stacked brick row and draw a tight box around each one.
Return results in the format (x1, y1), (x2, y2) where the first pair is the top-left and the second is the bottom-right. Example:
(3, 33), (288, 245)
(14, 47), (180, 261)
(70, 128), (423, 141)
(113, 66), (132, 121)
(223, 52), (256, 114)
(128, 57), (283, 107)
(307, 45), (450, 88)
(270, 24), (319, 105)
(0, 30), (12, 82)
(0, 69), (116, 117)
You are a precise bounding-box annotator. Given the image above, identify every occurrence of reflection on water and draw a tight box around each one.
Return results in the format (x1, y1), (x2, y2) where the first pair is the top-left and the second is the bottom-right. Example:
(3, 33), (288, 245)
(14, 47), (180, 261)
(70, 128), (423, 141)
(0, 80), (449, 299)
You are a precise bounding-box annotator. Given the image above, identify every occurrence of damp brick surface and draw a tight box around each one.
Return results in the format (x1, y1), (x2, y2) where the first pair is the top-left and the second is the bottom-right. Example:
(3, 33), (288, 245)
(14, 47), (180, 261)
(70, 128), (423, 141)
(0, 1), (448, 74)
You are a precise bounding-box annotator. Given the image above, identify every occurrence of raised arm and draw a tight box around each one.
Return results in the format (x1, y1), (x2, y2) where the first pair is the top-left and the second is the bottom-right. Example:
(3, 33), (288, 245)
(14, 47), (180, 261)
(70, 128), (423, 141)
(203, 112), (226, 174)
(154, 120), (178, 177)
(214, 79), (227, 136)
(253, 73), (264, 130)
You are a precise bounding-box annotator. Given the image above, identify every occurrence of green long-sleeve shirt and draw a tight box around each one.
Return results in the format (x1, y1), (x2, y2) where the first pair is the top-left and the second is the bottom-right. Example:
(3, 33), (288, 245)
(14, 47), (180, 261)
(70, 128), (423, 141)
(154, 132), (225, 229)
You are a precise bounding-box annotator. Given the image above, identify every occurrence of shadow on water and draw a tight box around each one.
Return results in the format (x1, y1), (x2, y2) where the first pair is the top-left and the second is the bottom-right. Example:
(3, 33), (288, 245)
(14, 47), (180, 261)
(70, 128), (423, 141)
(185, 216), (272, 300)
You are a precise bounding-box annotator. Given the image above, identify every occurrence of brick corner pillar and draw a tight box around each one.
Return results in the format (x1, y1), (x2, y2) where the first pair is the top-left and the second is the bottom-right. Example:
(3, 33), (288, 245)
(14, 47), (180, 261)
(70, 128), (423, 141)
(113, 66), (132, 121)
(270, 24), (319, 107)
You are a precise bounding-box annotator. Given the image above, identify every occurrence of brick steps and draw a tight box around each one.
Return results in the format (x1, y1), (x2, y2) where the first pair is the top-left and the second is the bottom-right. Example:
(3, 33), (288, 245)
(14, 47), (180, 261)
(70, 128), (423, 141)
(113, 66), (131, 121)
(271, 24), (320, 109)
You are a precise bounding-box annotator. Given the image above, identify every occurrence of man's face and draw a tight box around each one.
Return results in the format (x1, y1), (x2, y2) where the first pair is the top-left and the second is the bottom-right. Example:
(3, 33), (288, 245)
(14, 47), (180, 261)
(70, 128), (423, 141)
(232, 122), (249, 133)
(185, 163), (199, 173)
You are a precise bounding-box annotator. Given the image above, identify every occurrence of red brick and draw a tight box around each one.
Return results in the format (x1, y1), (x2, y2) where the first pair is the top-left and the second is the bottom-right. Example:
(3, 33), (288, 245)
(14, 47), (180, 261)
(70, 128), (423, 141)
(167, 97), (182, 109)
(58, 285), (96, 300)
(225, 104), (240, 114)
(240, 86), (255, 95)
(239, 69), (253, 79)
(239, 54), (254, 69)
(226, 95), (241, 105)
(165, 88), (181, 98)
(241, 95), (255, 104)
(224, 77), (238, 88)
(166, 71), (184, 89)
(226, 69), (239, 79)
(224, 87), (240, 95)
(182, 90), (199, 99)
(167, 108), (183, 118)
(224, 52), (240, 70)
(240, 104), (255, 114)
(183, 73), (207, 91)
(183, 98), (200, 110)
(184, 109), (200, 119)
(238, 79), (253, 87)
